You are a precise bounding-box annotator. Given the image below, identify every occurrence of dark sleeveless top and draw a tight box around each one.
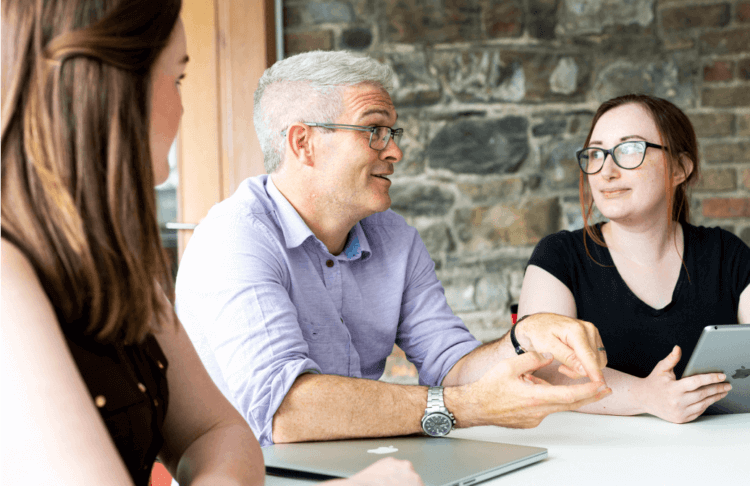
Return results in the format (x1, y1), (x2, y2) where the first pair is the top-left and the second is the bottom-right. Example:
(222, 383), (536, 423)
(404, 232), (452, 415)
(1, 234), (169, 486)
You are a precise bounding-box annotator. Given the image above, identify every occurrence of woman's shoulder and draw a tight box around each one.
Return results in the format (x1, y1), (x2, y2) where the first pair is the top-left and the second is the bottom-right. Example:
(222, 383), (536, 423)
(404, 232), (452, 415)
(684, 223), (749, 251)
(1, 238), (49, 305)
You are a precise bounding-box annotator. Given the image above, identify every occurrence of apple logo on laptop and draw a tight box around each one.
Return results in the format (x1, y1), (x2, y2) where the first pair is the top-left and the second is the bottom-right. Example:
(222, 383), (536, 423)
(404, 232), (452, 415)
(367, 446), (398, 455)
(731, 366), (750, 380)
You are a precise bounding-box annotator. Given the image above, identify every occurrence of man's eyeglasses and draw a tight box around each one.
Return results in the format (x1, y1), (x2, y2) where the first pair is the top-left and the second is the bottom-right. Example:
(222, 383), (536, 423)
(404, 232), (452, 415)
(303, 123), (403, 151)
(576, 141), (667, 174)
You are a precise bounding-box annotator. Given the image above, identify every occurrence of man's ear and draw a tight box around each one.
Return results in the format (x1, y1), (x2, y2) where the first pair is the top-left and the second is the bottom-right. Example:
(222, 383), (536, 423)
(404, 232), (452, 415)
(673, 153), (694, 185)
(287, 123), (315, 167)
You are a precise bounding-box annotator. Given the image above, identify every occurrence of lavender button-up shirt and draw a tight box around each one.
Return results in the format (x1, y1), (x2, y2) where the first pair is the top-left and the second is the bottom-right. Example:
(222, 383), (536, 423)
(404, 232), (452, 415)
(175, 175), (480, 446)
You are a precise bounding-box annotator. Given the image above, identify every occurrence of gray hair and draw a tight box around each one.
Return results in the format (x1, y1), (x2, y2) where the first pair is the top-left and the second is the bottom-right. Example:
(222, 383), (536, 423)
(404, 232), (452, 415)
(253, 50), (394, 173)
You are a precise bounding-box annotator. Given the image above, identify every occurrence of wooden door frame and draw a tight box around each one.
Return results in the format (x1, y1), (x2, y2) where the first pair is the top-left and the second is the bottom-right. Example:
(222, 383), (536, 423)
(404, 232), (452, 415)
(177, 0), (276, 258)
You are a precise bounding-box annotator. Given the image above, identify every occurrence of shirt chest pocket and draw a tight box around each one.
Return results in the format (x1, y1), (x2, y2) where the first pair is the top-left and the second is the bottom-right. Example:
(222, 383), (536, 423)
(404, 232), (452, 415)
(298, 319), (351, 374)
(86, 364), (156, 438)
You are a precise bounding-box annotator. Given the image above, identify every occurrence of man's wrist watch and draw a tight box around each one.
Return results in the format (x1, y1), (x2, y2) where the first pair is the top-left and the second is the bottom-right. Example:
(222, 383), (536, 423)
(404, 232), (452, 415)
(421, 386), (455, 437)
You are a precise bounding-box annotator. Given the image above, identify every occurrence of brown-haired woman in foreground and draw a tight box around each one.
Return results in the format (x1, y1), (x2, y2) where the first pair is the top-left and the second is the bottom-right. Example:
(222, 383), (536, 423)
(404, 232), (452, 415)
(0, 1), (423, 485)
(518, 94), (750, 424)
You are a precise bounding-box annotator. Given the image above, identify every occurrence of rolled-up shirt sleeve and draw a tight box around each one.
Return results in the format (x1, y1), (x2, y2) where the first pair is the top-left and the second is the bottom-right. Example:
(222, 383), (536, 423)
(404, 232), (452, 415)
(395, 227), (481, 387)
(176, 212), (319, 446)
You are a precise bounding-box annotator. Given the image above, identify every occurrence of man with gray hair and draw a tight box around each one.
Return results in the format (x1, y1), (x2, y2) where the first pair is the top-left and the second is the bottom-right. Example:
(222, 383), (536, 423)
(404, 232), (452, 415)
(176, 50), (611, 447)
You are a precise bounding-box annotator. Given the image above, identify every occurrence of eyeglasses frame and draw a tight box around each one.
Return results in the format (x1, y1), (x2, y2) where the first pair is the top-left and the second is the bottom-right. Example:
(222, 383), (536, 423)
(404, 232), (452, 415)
(576, 141), (667, 175)
(302, 122), (403, 151)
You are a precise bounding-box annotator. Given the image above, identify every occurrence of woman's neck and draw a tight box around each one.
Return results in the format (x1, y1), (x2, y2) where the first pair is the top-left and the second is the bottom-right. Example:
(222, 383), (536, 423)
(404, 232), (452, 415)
(601, 218), (683, 268)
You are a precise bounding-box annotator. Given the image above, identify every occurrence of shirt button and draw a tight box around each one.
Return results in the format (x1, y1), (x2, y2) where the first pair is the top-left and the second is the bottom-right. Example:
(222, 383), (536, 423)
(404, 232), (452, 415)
(157, 360), (164, 370)
(326, 260), (334, 267)
(138, 383), (147, 393)
(95, 395), (107, 408)
(154, 399), (159, 407)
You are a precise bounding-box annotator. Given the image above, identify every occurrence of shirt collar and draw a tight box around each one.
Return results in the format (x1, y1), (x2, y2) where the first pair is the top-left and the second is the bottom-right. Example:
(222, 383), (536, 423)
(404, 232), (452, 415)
(266, 176), (315, 249)
(265, 176), (371, 261)
(343, 221), (372, 261)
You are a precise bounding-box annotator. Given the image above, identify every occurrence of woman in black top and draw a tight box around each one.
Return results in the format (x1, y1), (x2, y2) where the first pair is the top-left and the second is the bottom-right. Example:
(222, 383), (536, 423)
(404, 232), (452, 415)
(1, 1), (423, 485)
(518, 94), (750, 424)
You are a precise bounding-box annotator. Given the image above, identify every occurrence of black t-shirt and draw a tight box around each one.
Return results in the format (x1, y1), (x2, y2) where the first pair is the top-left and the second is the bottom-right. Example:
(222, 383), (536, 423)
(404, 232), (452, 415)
(527, 223), (750, 379)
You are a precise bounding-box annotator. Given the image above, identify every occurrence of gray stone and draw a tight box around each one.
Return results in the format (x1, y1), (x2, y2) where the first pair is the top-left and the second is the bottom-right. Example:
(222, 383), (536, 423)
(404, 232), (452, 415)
(454, 198), (561, 249)
(389, 184), (456, 217)
(419, 224), (456, 256)
(557, 0), (655, 35)
(474, 275), (509, 311)
(341, 28), (373, 50)
(382, 52), (441, 106)
(431, 51), (526, 103)
(563, 200), (607, 231)
(308, 1), (354, 23)
(432, 49), (589, 102)
(457, 178), (524, 202)
(567, 111), (595, 136)
(741, 227), (750, 248)
(541, 138), (586, 190)
(443, 256), (527, 275)
(427, 117), (529, 175)
(443, 280), (477, 313)
(529, 0), (560, 40)
(532, 117), (568, 137)
(394, 114), (426, 175)
(384, 0), (482, 44)
(550, 57), (579, 95)
(592, 58), (696, 107)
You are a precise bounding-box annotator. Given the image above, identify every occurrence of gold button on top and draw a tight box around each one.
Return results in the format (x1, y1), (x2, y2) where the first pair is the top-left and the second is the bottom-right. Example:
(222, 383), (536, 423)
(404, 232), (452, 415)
(326, 260), (334, 268)
(157, 360), (164, 369)
(95, 395), (106, 408)
(138, 383), (147, 393)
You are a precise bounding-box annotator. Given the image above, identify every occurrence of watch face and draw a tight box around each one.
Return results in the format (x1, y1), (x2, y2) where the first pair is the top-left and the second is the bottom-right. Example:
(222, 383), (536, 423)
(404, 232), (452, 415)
(423, 413), (452, 437)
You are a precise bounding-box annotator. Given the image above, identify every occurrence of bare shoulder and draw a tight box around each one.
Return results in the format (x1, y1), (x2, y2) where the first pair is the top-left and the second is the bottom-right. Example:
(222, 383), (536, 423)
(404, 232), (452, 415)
(1, 239), (135, 484)
(1, 238), (54, 319)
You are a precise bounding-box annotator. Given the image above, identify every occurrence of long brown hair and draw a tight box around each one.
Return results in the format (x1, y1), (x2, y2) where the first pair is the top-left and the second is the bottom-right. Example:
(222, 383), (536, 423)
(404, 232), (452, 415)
(1, 0), (181, 343)
(579, 94), (700, 260)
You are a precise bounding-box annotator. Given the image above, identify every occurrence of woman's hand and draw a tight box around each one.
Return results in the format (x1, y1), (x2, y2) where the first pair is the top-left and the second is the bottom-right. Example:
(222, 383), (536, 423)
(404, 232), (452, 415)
(638, 346), (731, 423)
(328, 457), (424, 486)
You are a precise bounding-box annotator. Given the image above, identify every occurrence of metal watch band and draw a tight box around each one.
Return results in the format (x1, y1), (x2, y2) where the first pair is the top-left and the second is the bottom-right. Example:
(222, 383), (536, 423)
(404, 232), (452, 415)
(510, 316), (529, 355)
(424, 386), (455, 428)
(425, 386), (447, 413)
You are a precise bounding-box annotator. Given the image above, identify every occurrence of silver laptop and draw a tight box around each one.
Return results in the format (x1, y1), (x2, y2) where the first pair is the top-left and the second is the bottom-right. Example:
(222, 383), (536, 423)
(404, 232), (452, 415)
(263, 436), (547, 486)
(682, 324), (750, 414)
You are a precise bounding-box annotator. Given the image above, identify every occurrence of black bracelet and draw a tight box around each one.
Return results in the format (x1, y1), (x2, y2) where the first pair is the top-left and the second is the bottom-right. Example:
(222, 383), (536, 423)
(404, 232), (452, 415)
(510, 315), (530, 355)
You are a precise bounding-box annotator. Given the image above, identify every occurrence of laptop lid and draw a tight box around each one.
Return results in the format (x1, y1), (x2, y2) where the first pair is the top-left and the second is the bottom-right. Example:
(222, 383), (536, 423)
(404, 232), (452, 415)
(263, 436), (547, 486)
(681, 324), (750, 414)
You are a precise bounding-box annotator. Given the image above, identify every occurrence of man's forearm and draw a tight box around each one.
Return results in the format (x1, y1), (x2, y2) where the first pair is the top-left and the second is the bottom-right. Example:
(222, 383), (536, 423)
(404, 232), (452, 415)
(272, 374), (428, 443)
(442, 334), (515, 387)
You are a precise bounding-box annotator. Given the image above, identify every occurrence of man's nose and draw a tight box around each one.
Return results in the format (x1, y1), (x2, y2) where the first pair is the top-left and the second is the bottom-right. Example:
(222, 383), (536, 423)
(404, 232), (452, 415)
(382, 138), (403, 163)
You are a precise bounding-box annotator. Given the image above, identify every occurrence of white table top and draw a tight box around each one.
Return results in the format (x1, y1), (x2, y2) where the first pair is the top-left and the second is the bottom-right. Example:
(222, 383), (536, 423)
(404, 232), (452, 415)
(265, 411), (750, 486)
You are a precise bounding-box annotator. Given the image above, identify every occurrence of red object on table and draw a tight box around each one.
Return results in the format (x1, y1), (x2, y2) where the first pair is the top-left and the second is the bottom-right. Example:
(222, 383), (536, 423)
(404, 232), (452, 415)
(149, 462), (172, 486)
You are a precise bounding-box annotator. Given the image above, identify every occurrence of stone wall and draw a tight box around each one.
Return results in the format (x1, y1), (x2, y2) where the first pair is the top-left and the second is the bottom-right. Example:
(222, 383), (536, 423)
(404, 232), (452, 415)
(282, 0), (750, 383)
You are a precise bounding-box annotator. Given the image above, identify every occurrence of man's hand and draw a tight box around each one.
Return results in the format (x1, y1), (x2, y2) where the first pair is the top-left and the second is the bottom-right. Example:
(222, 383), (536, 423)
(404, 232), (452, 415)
(514, 313), (607, 383)
(329, 457), (424, 486)
(635, 346), (731, 424)
(448, 352), (611, 429)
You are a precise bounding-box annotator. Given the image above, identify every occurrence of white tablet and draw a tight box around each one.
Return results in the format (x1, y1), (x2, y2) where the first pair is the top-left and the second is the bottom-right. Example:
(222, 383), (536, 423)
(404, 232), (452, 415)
(681, 324), (750, 414)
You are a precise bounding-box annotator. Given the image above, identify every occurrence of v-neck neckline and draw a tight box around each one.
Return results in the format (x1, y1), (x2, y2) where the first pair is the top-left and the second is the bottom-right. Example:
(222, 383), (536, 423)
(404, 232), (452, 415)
(594, 222), (689, 316)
